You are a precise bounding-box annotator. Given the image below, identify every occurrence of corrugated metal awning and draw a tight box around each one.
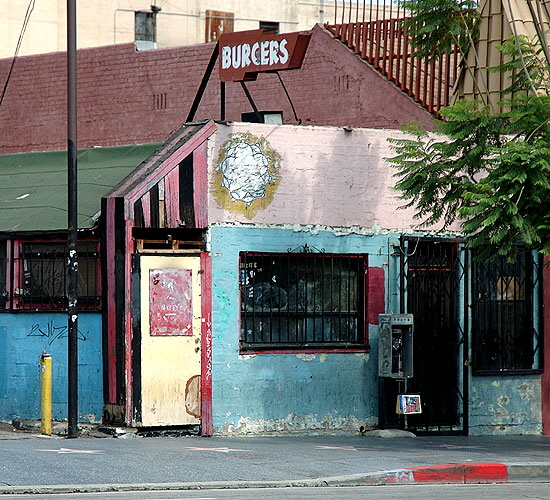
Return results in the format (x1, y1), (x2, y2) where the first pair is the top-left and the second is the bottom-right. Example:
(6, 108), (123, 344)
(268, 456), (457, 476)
(0, 143), (160, 233)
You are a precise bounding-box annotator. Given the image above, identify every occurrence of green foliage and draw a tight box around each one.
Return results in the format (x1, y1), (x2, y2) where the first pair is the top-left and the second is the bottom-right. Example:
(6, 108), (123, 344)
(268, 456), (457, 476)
(460, 137), (550, 259)
(398, 0), (480, 60)
(387, 92), (550, 260)
(387, 4), (550, 260)
(490, 35), (550, 95)
(388, 102), (501, 227)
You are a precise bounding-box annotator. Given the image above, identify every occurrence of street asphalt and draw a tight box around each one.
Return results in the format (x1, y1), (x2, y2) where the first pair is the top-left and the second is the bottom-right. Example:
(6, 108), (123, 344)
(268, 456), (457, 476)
(0, 421), (549, 495)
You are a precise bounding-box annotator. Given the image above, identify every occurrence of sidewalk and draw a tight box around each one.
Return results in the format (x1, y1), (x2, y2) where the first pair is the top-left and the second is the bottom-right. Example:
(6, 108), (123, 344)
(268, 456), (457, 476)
(0, 420), (549, 494)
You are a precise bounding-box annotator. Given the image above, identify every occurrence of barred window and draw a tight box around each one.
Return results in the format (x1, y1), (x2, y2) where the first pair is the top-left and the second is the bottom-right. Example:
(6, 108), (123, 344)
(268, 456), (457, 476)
(472, 251), (541, 374)
(15, 241), (100, 311)
(239, 252), (368, 351)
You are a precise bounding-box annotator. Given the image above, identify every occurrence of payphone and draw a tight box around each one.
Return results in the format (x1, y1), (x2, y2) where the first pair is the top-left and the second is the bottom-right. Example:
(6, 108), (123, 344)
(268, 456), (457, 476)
(378, 313), (413, 379)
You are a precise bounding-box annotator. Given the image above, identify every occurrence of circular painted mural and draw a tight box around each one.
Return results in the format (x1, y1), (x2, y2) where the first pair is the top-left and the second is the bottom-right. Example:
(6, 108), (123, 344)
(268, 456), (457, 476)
(214, 132), (281, 218)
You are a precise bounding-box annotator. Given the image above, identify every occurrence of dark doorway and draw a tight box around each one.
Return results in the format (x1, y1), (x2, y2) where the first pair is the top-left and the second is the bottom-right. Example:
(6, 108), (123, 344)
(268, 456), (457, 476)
(403, 238), (467, 434)
(380, 238), (467, 434)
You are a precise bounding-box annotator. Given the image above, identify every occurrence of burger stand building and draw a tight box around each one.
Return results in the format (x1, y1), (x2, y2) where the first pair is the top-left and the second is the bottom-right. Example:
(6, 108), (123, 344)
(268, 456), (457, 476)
(0, 28), (546, 436)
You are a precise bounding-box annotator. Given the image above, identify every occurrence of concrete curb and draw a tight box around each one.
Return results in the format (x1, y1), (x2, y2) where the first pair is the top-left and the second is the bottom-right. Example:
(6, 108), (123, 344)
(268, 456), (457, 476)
(0, 479), (332, 496)
(0, 463), (549, 494)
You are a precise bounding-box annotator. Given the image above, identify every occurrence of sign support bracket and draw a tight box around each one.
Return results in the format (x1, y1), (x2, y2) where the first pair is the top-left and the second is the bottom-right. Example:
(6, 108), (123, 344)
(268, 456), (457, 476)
(239, 82), (262, 123)
(186, 42), (220, 123)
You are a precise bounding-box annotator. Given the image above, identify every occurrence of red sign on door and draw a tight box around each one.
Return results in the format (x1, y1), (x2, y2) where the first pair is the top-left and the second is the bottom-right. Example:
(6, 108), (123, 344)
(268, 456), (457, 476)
(149, 269), (193, 336)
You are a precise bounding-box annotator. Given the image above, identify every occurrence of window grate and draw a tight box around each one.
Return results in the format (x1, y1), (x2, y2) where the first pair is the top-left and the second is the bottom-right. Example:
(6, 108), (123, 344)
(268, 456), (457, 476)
(472, 251), (541, 374)
(239, 252), (367, 350)
(14, 241), (101, 311)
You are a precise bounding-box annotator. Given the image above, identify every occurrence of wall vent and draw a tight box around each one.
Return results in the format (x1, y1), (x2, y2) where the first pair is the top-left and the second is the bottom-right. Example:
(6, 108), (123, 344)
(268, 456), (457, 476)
(154, 93), (167, 110)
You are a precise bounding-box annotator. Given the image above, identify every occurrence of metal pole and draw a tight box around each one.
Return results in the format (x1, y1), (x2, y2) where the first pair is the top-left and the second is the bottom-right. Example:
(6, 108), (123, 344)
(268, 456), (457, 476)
(220, 81), (225, 121)
(186, 42), (219, 122)
(67, 0), (79, 438)
(40, 352), (52, 436)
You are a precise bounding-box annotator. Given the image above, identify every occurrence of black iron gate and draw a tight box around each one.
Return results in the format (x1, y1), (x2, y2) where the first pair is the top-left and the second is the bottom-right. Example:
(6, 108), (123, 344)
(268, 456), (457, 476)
(400, 237), (468, 434)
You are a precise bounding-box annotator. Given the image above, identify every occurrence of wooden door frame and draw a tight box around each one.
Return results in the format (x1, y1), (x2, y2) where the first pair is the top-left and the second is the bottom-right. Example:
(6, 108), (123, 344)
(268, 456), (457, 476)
(130, 252), (213, 433)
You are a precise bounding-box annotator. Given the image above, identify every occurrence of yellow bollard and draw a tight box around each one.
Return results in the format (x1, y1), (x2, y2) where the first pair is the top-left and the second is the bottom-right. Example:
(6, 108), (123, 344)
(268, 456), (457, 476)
(40, 352), (52, 436)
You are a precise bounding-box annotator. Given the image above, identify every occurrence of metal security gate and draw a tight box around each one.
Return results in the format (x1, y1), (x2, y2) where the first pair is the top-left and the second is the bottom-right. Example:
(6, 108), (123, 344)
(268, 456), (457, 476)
(399, 237), (468, 434)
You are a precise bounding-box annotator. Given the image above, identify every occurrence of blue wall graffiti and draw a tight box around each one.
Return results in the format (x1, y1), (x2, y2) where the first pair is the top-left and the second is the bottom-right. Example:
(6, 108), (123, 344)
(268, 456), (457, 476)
(27, 320), (88, 344)
(0, 312), (103, 422)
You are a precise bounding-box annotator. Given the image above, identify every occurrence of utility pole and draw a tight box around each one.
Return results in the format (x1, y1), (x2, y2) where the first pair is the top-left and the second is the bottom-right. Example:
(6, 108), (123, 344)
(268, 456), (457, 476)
(67, 0), (78, 438)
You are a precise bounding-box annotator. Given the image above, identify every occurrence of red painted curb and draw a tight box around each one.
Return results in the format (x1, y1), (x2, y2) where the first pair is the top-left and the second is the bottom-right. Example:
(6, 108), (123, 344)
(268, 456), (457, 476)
(363, 462), (510, 485)
(408, 463), (465, 483)
(463, 463), (509, 483)
(407, 462), (508, 484)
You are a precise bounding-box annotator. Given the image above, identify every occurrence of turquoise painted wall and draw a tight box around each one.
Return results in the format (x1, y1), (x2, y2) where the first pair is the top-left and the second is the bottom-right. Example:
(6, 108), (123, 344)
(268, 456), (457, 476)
(467, 251), (542, 436)
(0, 312), (103, 422)
(208, 225), (543, 435)
(209, 225), (397, 434)
(469, 376), (542, 435)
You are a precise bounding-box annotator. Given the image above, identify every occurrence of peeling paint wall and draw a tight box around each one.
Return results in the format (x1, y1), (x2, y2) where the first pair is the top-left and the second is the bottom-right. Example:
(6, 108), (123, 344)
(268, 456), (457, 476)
(469, 376), (542, 435)
(207, 123), (460, 232)
(204, 123), (543, 436)
(0, 313), (103, 422)
(209, 225), (393, 435)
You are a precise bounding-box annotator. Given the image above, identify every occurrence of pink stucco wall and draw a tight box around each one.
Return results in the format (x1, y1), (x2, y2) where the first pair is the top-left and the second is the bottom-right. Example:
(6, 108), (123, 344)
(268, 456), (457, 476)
(208, 122), (457, 232)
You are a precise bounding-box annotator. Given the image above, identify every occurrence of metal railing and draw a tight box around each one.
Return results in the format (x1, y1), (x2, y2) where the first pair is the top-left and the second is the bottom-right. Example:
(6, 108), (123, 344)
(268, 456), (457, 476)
(472, 251), (541, 374)
(326, 0), (461, 116)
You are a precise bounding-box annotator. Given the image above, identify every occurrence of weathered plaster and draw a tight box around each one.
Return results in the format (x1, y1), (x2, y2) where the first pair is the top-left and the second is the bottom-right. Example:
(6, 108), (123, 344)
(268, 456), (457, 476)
(209, 220), (462, 238)
(207, 123), (462, 232)
(296, 353), (317, 361)
(209, 225), (387, 435)
(220, 413), (378, 436)
(202, 123), (543, 436)
(469, 376), (542, 435)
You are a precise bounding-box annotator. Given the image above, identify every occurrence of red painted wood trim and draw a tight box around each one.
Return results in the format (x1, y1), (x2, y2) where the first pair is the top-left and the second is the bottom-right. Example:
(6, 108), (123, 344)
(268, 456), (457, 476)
(193, 140), (209, 228)
(200, 252), (213, 435)
(158, 178), (166, 228)
(363, 256), (369, 345)
(6, 240), (12, 310)
(368, 266), (385, 325)
(106, 198), (118, 403)
(124, 121), (217, 204)
(542, 256), (550, 434)
(164, 167), (180, 227)
(11, 240), (21, 309)
(141, 191), (151, 227)
(124, 213), (135, 424)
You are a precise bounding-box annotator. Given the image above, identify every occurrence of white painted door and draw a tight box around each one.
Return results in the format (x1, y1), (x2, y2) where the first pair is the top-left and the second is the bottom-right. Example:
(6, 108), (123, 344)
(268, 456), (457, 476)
(138, 256), (202, 426)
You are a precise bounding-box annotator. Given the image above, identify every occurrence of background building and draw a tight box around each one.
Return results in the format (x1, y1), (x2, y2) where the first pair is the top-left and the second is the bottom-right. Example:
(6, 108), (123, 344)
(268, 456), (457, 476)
(3, 0), (338, 58)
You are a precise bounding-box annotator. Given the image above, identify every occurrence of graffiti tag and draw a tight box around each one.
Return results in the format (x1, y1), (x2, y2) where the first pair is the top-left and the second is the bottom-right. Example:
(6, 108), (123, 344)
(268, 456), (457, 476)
(27, 321), (87, 345)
